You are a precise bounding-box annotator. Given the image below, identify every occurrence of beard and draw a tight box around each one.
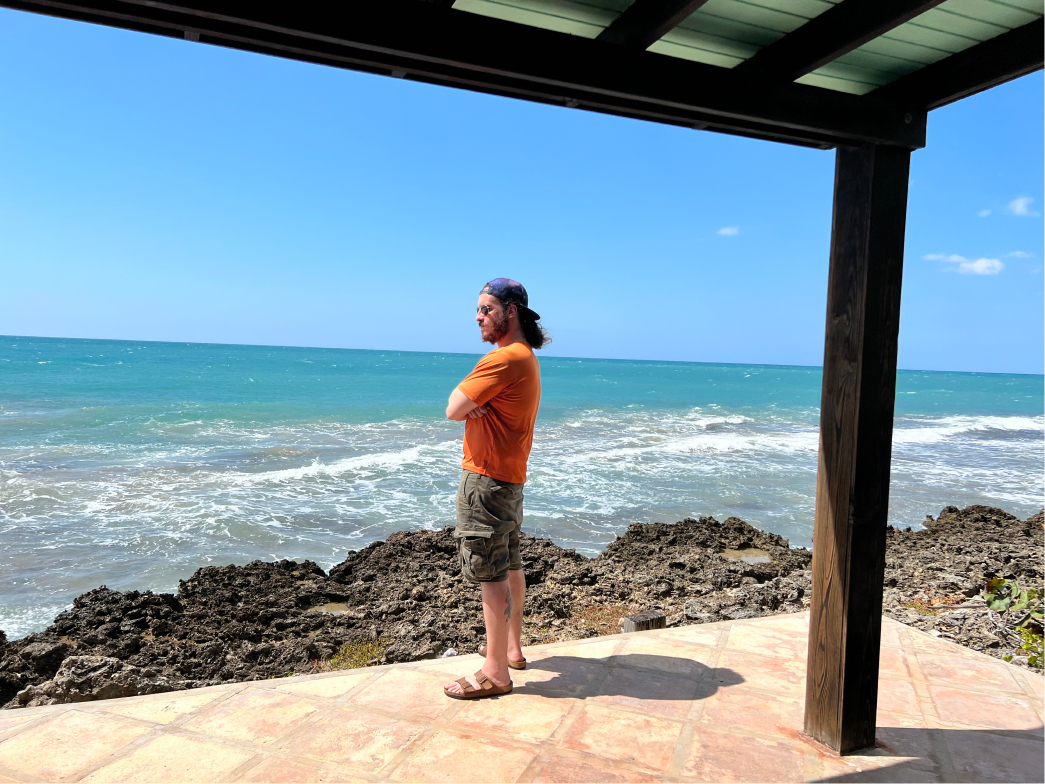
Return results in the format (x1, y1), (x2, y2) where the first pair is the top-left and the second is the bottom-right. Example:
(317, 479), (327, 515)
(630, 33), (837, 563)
(480, 310), (510, 344)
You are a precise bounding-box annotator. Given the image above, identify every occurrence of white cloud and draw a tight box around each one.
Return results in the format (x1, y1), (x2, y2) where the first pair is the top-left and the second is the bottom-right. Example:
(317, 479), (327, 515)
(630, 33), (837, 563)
(1007, 197), (1040, 217)
(958, 258), (1003, 275)
(717, 226), (739, 236)
(1006, 251), (1033, 258)
(977, 209), (991, 217)
(924, 253), (1004, 275)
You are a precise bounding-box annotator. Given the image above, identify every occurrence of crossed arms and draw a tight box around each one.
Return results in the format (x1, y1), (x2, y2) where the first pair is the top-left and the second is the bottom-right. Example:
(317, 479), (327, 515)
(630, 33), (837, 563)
(446, 388), (489, 421)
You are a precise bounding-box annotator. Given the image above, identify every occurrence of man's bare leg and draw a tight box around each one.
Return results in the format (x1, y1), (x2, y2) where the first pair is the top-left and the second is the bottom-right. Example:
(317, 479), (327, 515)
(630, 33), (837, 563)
(444, 579), (512, 695)
(506, 568), (526, 662)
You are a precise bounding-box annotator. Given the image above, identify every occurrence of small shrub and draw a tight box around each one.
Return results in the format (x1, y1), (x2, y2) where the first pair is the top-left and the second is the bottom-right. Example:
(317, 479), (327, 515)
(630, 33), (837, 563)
(900, 599), (937, 616)
(312, 640), (387, 672)
(1004, 627), (1044, 670)
(984, 577), (1043, 627)
(571, 605), (632, 635)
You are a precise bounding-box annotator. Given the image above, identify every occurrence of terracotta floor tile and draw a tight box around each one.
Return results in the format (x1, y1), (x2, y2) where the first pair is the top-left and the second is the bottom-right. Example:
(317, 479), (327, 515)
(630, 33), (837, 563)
(726, 623), (807, 660)
(391, 729), (537, 783)
(0, 715), (36, 735)
(0, 774), (24, 783)
(880, 620), (904, 649)
(679, 726), (806, 783)
(945, 728), (1045, 782)
(877, 646), (912, 681)
(591, 666), (700, 720)
(280, 707), (423, 770)
(819, 754), (939, 783)
(236, 756), (367, 783)
(531, 640), (620, 661)
(714, 650), (805, 696)
(698, 687), (803, 737)
(411, 656), (483, 681)
(100, 688), (225, 725)
(351, 668), (455, 720)
(876, 679), (922, 718)
(560, 703), (682, 771)
(449, 691), (575, 743)
(746, 612), (809, 635)
(529, 752), (660, 783)
(928, 684), (1042, 730)
(918, 655), (1025, 694)
(908, 632), (984, 661)
(615, 638), (717, 678)
(183, 688), (321, 745)
(277, 671), (372, 700)
(80, 733), (254, 783)
(1014, 669), (1044, 700)
(659, 624), (725, 646)
(872, 726), (937, 760)
(512, 657), (602, 697)
(876, 710), (930, 729)
(0, 709), (151, 780)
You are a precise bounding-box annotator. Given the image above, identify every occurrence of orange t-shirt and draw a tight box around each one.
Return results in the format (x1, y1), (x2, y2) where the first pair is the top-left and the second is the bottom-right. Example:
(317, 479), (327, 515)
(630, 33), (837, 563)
(457, 341), (541, 484)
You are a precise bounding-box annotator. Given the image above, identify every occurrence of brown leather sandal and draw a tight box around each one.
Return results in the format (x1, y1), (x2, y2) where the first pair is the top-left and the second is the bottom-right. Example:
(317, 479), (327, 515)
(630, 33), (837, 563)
(478, 645), (527, 670)
(443, 670), (513, 700)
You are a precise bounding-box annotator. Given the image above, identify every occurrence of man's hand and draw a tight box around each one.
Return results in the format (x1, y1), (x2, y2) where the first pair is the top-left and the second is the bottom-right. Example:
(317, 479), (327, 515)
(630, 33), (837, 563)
(466, 405), (489, 420)
(447, 388), (482, 421)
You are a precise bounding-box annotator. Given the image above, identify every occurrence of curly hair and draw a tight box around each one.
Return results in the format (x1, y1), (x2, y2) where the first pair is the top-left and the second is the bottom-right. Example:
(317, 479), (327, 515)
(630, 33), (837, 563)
(519, 311), (551, 350)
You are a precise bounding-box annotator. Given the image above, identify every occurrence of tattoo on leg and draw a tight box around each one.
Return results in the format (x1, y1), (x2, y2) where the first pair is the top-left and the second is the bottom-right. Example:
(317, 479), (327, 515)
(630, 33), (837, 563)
(505, 585), (513, 623)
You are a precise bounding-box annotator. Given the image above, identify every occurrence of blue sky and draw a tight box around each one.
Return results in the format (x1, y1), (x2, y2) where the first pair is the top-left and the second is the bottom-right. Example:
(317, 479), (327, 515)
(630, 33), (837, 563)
(1, 9), (1042, 374)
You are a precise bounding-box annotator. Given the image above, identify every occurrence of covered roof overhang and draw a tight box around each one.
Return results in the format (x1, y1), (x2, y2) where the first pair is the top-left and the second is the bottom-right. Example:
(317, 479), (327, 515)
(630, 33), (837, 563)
(2, 1), (1041, 150)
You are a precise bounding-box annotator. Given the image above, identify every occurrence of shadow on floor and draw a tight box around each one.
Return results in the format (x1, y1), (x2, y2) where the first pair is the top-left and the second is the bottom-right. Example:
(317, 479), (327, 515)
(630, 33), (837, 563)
(521, 653), (744, 701)
(814, 726), (1045, 783)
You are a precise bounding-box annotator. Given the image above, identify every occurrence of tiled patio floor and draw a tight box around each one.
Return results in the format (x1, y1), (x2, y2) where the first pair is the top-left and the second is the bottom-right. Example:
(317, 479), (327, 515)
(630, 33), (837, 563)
(0, 612), (1041, 783)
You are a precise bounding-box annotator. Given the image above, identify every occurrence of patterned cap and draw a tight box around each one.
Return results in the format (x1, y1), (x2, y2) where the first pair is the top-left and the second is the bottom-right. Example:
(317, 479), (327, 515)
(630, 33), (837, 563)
(480, 278), (540, 321)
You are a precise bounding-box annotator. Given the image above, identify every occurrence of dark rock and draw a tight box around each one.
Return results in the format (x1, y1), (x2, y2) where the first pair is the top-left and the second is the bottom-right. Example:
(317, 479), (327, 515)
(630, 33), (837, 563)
(11, 656), (184, 708)
(882, 505), (1043, 666)
(2, 506), (1038, 709)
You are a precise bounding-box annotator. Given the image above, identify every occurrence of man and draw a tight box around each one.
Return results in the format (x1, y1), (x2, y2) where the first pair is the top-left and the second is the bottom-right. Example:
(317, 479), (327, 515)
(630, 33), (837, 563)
(442, 278), (549, 700)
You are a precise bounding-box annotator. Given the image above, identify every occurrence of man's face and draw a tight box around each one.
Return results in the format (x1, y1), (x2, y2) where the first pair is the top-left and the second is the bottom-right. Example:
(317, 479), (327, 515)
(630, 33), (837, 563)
(476, 293), (511, 344)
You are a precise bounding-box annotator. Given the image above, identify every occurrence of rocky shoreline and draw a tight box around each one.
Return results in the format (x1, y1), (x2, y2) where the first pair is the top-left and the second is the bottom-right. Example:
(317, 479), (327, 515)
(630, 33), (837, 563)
(1, 504), (1041, 709)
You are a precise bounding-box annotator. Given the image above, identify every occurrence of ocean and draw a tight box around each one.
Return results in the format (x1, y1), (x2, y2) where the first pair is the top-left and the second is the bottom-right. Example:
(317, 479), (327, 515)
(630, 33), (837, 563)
(1, 335), (1042, 640)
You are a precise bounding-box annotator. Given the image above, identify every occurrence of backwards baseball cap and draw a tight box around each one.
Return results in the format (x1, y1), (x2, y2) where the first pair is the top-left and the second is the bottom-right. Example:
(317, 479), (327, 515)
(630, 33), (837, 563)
(481, 278), (540, 321)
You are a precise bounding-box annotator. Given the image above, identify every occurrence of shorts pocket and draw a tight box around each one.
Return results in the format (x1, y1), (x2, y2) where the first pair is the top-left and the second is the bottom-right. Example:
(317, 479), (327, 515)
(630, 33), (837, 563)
(459, 536), (493, 583)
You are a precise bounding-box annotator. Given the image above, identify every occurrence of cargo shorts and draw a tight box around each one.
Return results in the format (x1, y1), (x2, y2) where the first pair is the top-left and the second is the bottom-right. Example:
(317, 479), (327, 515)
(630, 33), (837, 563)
(455, 470), (524, 583)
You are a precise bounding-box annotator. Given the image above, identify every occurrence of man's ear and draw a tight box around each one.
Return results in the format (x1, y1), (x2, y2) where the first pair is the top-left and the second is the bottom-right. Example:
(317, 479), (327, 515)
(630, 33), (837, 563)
(508, 304), (518, 320)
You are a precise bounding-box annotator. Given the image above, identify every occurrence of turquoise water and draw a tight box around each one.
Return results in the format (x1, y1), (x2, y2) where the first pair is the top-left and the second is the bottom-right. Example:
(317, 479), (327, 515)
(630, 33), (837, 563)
(2, 335), (1043, 639)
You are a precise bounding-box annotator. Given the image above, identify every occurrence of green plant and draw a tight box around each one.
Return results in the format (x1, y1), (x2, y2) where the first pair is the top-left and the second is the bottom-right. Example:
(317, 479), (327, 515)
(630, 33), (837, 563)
(312, 639), (387, 673)
(984, 577), (1043, 628)
(1003, 628), (1044, 669)
(900, 598), (938, 616)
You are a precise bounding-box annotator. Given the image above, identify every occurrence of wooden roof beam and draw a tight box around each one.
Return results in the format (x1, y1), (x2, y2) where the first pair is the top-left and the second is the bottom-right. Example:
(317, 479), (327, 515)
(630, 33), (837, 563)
(871, 19), (1044, 110)
(596, 0), (711, 49)
(0, 0), (925, 149)
(734, 0), (948, 82)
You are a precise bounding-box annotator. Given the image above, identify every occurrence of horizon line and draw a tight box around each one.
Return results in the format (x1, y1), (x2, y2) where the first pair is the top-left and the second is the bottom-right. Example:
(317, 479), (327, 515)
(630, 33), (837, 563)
(3, 333), (1043, 378)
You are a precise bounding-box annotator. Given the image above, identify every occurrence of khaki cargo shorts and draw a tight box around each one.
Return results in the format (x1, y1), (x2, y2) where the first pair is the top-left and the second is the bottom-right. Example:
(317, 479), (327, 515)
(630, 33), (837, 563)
(455, 470), (524, 583)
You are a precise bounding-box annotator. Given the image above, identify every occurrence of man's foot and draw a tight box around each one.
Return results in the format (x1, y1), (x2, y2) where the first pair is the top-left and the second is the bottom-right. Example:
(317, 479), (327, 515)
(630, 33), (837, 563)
(443, 668), (512, 699)
(478, 644), (527, 670)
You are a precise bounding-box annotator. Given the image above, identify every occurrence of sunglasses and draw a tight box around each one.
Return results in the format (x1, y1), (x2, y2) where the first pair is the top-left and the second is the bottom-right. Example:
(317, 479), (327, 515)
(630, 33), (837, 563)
(476, 305), (497, 315)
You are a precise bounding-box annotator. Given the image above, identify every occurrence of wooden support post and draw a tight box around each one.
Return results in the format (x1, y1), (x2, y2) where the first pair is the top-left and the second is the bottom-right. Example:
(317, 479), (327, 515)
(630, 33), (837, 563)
(621, 610), (666, 633)
(804, 144), (911, 754)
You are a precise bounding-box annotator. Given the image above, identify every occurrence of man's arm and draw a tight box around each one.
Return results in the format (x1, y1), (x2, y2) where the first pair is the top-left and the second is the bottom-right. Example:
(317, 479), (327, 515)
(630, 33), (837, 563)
(446, 388), (488, 421)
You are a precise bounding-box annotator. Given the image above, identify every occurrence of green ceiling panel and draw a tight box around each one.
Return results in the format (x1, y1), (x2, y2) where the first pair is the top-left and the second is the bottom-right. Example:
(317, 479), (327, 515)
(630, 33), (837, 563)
(454, 0), (1042, 95)
(452, 0), (616, 38)
(687, 0), (826, 36)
